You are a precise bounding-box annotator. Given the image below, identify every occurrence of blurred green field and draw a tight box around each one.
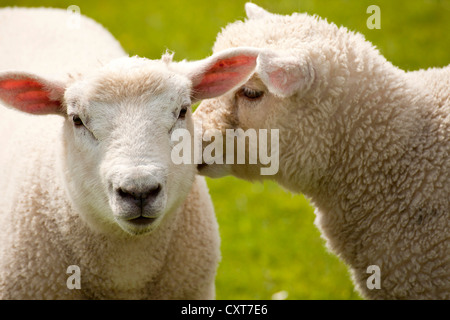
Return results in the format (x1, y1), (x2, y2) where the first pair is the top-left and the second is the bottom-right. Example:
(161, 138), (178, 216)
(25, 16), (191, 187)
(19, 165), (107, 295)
(1, 0), (448, 299)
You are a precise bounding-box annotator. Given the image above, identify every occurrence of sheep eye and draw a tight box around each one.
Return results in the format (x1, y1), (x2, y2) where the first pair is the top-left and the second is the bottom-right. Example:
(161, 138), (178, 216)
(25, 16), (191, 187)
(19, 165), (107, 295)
(72, 115), (84, 127)
(239, 87), (264, 100)
(178, 107), (188, 119)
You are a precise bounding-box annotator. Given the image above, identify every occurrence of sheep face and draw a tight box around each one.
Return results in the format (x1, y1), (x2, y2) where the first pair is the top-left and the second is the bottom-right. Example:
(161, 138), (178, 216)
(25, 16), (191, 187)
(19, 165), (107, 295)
(0, 49), (259, 235)
(62, 57), (195, 235)
(193, 3), (362, 192)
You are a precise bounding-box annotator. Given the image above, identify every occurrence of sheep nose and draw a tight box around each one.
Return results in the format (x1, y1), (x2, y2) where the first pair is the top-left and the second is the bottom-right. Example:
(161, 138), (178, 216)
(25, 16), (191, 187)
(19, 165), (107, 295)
(116, 184), (162, 209)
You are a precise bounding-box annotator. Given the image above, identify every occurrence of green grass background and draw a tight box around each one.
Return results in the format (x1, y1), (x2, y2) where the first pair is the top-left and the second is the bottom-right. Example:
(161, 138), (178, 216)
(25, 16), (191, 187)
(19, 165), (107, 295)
(1, 0), (448, 299)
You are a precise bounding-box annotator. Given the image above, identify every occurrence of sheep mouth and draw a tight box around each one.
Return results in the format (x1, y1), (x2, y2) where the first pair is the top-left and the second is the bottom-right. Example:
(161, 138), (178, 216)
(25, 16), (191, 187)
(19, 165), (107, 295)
(127, 216), (157, 226)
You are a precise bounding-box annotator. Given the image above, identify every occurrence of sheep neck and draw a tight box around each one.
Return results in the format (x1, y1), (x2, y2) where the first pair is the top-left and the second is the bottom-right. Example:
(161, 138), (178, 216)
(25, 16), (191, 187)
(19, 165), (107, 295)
(297, 58), (447, 298)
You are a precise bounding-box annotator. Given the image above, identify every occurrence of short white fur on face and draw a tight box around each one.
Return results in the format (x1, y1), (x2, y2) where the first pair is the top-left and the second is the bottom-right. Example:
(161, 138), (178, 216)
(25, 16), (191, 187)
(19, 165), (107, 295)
(62, 57), (195, 235)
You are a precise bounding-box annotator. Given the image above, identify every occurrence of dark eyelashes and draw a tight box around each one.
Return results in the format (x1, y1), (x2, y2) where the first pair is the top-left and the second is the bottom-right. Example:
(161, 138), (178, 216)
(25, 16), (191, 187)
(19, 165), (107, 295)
(72, 114), (84, 127)
(238, 87), (264, 100)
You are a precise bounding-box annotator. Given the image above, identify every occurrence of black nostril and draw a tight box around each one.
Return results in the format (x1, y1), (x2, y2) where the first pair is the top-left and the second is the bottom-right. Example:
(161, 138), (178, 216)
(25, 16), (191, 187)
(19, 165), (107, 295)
(140, 184), (161, 200)
(117, 184), (162, 208)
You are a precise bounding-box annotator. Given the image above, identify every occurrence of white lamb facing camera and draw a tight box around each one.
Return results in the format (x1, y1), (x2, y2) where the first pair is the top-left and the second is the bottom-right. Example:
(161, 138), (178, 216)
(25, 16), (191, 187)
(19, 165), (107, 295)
(0, 7), (258, 299)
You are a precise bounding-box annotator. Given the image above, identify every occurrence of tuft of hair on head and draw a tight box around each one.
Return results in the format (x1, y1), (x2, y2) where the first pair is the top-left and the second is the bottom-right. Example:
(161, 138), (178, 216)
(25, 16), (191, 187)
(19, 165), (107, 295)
(161, 50), (175, 65)
(67, 72), (84, 83)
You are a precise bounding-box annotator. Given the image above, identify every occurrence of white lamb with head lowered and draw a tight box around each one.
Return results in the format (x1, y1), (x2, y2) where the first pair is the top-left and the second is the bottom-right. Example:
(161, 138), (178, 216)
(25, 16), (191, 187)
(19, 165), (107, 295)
(194, 3), (449, 299)
(0, 8), (259, 299)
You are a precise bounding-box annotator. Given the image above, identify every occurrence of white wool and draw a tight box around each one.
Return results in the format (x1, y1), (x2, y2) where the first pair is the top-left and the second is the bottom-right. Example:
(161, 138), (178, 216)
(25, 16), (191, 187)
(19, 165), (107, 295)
(0, 7), (126, 78)
(195, 3), (449, 299)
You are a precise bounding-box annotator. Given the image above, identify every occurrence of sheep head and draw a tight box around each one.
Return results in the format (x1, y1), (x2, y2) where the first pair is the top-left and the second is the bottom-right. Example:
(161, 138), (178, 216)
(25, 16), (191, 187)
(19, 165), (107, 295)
(0, 48), (258, 235)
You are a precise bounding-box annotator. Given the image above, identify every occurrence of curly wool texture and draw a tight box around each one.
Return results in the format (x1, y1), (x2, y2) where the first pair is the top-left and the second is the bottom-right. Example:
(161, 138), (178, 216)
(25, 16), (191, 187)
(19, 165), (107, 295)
(0, 8), (220, 299)
(195, 4), (449, 299)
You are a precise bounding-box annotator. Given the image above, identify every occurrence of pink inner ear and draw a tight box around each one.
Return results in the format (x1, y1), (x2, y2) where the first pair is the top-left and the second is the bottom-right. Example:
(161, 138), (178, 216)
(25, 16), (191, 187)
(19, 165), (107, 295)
(207, 55), (257, 73)
(16, 90), (50, 101)
(0, 79), (43, 90)
(193, 55), (257, 99)
(0, 78), (62, 114)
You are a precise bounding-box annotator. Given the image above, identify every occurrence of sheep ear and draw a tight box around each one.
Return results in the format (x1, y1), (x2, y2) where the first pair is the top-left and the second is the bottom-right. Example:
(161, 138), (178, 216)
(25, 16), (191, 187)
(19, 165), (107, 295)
(0, 72), (66, 115)
(256, 51), (315, 97)
(188, 47), (259, 102)
(245, 3), (272, 19)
